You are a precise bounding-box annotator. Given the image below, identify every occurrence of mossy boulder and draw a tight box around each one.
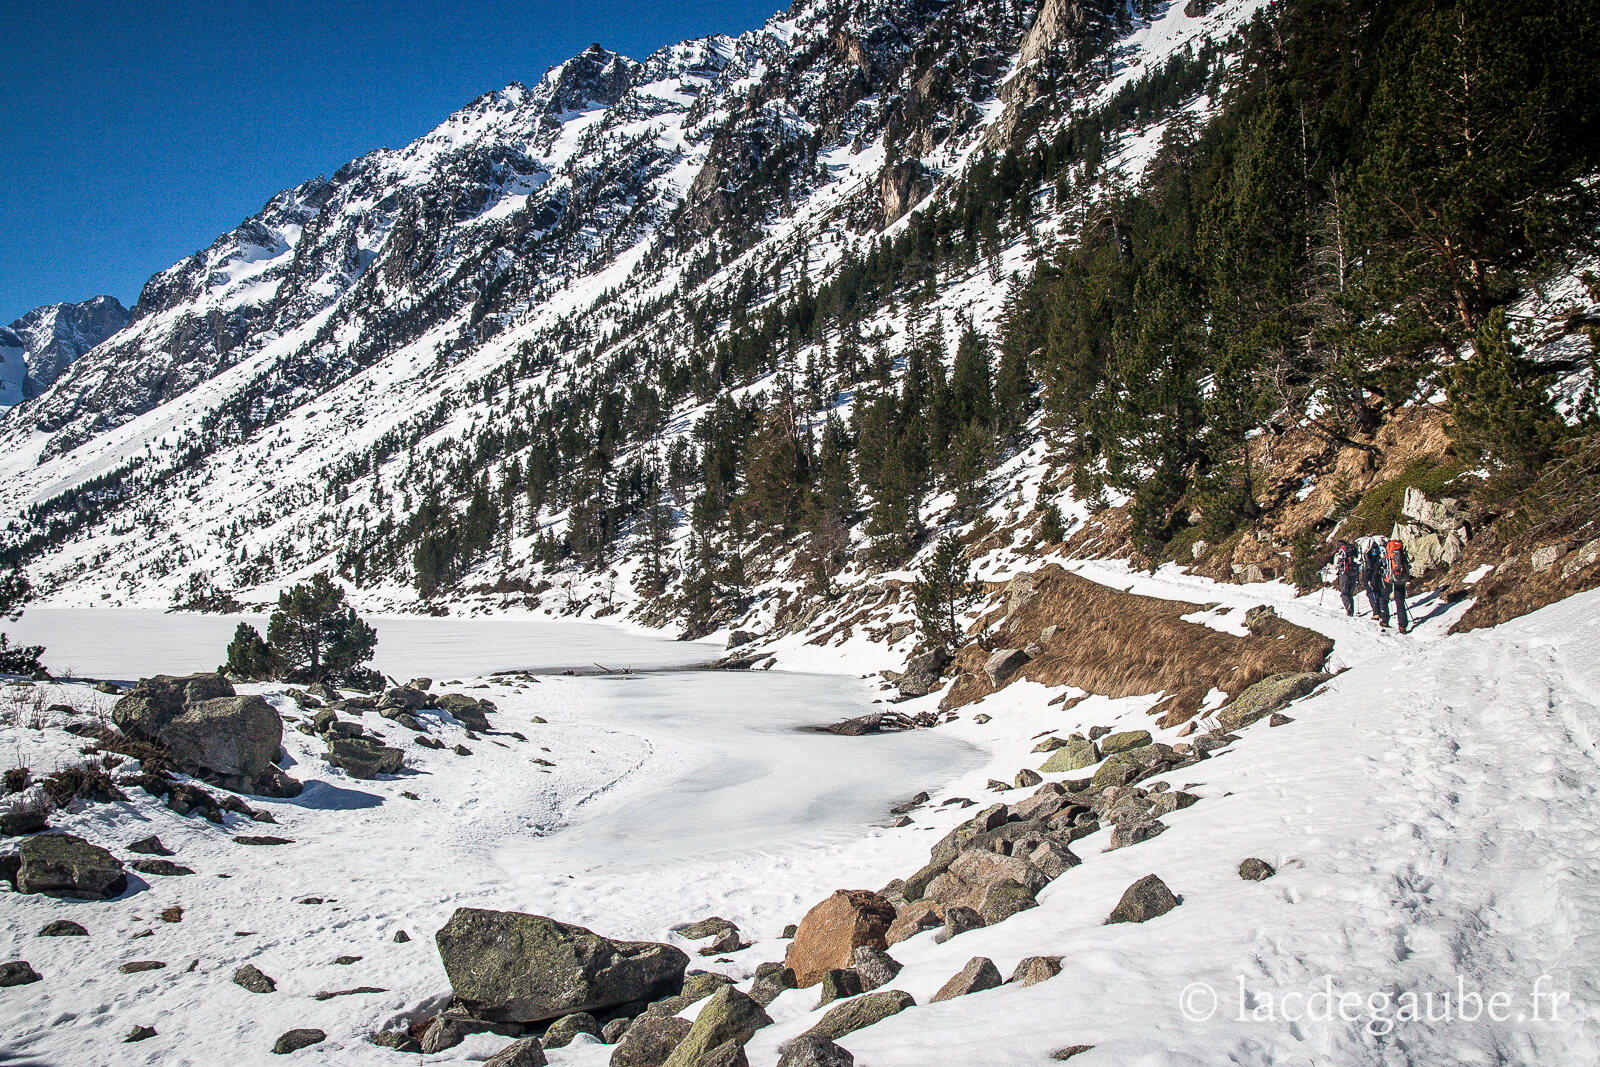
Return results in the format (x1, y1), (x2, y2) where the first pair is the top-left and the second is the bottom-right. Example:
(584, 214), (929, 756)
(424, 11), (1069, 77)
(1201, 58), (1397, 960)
(1216, 673), (1333, 732)
(11, 834), (126, 900)
(435, 908), (688, 1025)
(1098, 730), (1151, 755)
(1040, 738), (1098, 773)
(804, 989), (915, 1040)
(660, 986), (771, 1067)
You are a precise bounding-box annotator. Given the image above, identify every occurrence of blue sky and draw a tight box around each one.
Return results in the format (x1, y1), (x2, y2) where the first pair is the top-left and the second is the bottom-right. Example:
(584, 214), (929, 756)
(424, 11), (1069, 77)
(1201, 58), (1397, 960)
(0, 0), (782, 324)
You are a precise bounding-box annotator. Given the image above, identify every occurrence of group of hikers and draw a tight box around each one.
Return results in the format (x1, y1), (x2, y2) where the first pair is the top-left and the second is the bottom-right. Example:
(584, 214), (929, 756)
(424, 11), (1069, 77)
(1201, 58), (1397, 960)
(1330, 534), (1413, 633)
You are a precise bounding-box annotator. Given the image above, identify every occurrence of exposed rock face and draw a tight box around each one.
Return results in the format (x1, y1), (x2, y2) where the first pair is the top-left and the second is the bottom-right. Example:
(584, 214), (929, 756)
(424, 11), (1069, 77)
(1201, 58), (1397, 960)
(1216, 672), (1333, 732)
(804, 989), (915, 1041)
(10, 833), (126, 900)
(435, 908), (689, 1024)
(0, 295), (129, 408)
(881, 160), (931, 226)
(1106, 874), (1179, 924)
(38, 919), (88, 937)
(784, 890), (896, 988)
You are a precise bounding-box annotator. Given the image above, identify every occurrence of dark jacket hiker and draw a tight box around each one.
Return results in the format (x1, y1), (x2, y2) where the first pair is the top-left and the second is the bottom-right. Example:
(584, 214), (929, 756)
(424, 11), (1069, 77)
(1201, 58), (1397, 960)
(1362, 537), (1389, 625)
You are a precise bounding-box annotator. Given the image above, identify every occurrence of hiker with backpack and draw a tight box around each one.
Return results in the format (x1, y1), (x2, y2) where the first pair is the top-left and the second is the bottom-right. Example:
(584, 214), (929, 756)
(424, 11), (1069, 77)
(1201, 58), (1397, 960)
(1385, 536), (1412, 633)
(1361, 535), (1390, 627)
(1332, 538), (1361, 616)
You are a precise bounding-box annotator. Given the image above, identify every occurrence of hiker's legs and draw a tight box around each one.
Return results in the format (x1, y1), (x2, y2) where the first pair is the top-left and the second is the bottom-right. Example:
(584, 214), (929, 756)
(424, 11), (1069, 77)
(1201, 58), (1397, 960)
(1339, 578), (1356, 615)
(1366, 580), (1389, 623)
(1392, 582), (1409, 631)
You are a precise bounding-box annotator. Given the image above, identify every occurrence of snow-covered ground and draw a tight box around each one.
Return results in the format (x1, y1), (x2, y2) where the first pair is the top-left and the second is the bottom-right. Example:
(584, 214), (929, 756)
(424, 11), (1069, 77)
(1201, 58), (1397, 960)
(6, 569), (1600, 1065)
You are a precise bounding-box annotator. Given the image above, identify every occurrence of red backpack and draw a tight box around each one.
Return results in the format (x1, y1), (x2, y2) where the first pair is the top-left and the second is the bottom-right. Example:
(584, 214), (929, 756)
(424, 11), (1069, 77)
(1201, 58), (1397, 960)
(1385, 539), (1409, 583)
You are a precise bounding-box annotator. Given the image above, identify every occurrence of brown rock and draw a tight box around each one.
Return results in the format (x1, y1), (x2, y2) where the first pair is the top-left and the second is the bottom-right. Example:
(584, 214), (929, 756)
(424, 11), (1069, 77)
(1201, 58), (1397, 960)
(784, 890), (895, 988)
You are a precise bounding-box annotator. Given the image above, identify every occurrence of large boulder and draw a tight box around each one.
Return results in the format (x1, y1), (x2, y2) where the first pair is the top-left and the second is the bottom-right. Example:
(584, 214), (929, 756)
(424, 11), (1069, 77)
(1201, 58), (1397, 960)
(112, 673), (235, 737)
(784, 890), (896, 988)
(10, 834), (126, 900)
(660, 986), (771, 1067)
(896, 648), (950, 699)
(326, 737), (405, 779)
(161, 696), (286, 784)
(983, 648), (1030, 687)
(1216, 673), (1333, 732)
(436, 908), (689, 1025)
(115, 677), (298, 797)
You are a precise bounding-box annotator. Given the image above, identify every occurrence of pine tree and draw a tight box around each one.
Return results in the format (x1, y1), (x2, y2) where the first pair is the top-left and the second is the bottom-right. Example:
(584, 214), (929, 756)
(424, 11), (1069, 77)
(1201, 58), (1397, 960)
(912, 534), (978, 649)
(266, 574), (379, 687)
(0, 566), (45, 675)
(1449, 309), (1568, 477)
(222, 622), (277, 680)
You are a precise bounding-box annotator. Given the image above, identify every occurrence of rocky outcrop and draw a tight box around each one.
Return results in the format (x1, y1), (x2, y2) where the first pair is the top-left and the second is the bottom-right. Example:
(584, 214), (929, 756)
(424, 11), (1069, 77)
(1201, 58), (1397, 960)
(784, 890), (896, 988)
(895, 648), (950, 698)
(881, 161), (931, 227)
(435, 908), (688, 1025)
(113, 674), (299, 796)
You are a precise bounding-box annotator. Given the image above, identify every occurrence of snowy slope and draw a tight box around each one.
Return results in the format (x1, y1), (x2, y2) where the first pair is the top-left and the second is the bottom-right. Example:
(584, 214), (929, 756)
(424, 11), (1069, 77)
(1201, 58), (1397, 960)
(4, 560), (1598, 1065)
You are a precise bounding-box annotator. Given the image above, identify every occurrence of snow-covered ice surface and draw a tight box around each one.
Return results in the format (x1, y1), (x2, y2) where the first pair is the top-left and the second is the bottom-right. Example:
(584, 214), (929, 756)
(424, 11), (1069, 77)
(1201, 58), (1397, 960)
(0, 617), (979, 1065)
(4, 609), (723, 680)
(8, 576), (1600, 1065)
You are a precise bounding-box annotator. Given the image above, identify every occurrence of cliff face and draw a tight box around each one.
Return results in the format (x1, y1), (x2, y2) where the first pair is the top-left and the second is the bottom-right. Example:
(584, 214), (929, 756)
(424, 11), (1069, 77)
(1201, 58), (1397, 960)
(0, 296), (129, 410)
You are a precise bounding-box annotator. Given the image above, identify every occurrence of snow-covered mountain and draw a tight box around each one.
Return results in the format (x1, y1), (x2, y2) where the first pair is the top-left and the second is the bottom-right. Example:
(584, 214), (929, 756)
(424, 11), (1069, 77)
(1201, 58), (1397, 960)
(0, 0), (1256, 616)
(0, 296), (128, 411)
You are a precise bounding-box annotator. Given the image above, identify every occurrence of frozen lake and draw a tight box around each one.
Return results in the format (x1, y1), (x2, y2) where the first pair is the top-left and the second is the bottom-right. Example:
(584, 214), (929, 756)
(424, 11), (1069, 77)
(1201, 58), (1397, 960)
(4, 606), (980, 871)
(7, 608), (721, 680)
